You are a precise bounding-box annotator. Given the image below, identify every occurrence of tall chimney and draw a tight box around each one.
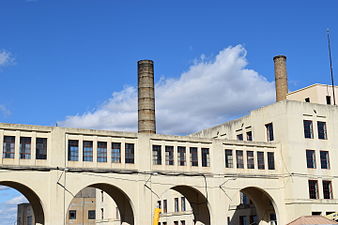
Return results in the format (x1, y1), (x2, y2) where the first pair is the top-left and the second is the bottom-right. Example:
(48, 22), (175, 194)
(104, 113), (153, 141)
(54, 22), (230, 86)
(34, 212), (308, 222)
(273, 55), (288, 102)
(138, 60), (156, 134)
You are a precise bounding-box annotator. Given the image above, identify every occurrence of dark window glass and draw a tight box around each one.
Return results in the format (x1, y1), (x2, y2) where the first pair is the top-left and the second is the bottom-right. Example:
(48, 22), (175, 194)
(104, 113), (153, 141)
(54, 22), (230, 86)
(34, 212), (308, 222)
(125, 143), (134, 164)
(246, 131), (253, 141)
(152, 145), (162, 165)
(237, 134), (243, 141)
(97, 142), (107, 162)
(20, 137), (31, 159)
(163, 199), (167, 213)
(306, 150), (316, 169)
(323, 180), (333, 199)
(83, 141), (93, 162)
(3, 136), (15, 159)
(174, 198), (179, 212)
(267, 152), (275, 170)
(69, 210), (76, 220)
(225, 149), (233, 168)
(303, 120), (313, 139)
(112, 143), (121, 163)
(265, 123), (274, 141)
(190, 147), (198, 167)
(236, 150), (244, 169)
(181, 197), (186, 211)
(305, 97), (310, 102)
(165, 146), (174, 165)
(88, 210), (95, 219)
(326, 96), (331, 105)
(239, 216), (248, 225)
(257, 151), (265, 169)
(308, 180), (319, 199)
(247, 151), (254, 169)
(36, 138), (47, 160)
(320, 151), (330, 169)
(317, 121), (327, 140)
(202, 148), (210, 167)
(68, 140), (79, 161)
(178, 146), (186, 166)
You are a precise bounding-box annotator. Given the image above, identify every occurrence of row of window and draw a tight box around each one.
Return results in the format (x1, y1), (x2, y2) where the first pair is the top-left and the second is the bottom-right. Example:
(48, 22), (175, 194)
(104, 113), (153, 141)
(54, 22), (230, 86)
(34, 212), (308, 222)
(308, 180), (333, 199)
(236, 131), (253, 141)
(69, 209), (96, 220)
(159, 221), (186, 225)
(306, 150), (330, 169)
(2, 136), (47, 160)
(303, 120), (327, 139)
(157, 197), (187, 214)
(68, 140), (135, 163)
(152, 145), (210, 167)
(225, 150), (275, 170)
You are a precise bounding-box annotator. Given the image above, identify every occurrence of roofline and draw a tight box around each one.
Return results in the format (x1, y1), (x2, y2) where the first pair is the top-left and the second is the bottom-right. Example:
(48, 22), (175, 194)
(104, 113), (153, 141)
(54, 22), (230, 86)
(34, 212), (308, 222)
(287, 83), (338, 96)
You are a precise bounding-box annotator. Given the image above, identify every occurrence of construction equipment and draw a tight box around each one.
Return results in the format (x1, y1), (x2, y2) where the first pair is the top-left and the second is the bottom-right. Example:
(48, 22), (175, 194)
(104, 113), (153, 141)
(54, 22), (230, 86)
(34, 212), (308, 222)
(152, 208), (162, 225)
(326, 212), (338, 221)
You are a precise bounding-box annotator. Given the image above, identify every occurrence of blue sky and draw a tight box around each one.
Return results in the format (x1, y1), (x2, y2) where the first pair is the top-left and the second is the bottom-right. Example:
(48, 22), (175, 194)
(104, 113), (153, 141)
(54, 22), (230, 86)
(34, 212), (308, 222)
(0, 0), (338, 223)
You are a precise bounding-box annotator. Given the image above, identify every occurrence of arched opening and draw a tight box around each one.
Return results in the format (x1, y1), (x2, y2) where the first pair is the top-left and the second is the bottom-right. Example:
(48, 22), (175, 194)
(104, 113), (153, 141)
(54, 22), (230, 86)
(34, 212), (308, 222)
(0, 181), (45, 225)
(229, 187), (277, 225)
(66, 183), (134, 225)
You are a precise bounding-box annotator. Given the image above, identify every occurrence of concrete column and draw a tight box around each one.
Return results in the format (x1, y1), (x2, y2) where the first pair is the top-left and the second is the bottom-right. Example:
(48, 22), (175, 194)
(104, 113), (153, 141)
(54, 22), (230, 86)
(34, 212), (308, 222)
(138, 60), (156, 134)
(273, 55), (288, 102)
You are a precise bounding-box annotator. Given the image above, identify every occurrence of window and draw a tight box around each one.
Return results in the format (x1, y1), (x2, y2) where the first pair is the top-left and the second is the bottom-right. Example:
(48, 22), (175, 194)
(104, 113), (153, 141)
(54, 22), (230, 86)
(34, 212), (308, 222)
(239, 216), (249, 225)
(36, 138), (47, 160)
(308, 180), (319, 199)
(20, 137), (31, 159)
(236, 150), (244, 168)
(320, 151), (330, 169)
(249, 215), (258, 225)
(68, 140), (79, 161)
(125, 143), (134, 164)
(312, 212), (321, 215)
(152, 145), (162, 165)
(190, 147), (198, 166)
(247, 151), (254, 169)
(181, 221), (186, 225)
(101, 208), (104, 219)
(69, 210), (76, 219)
(240, 192), (250, 205)
(326, 96), (331, 105)
(317, 121), (327, 140)
(246, 131), (252, 141)
(323, 180), (333, 199)
(157, 200), (161, 209)
(237, 134), (243, 141)
(181, 197), (186, 211)
(174, 222), (179, 225)
(306, 150), (316, 169)
(163, 199), (167, 213)
(303, 120), (313, 139)
(97, 142), (107, 162)
(257, 151), (265, 169)
(165, 146), (174, 165)
(225, 149), (233, 168)
(111, 143), (121, 163)
(202, 148), (210, 167)
(3, 136), (15, 159)
(265, 123), (274, 141)
(27, 216), (32, 225)
(174, 198), (179, 212)
(178, 146), (186, 166)
(83, 141), (93, 162)
(88, 210), (95, 219)
(305, 97), (310, 102)
(267, 152), (275, 170)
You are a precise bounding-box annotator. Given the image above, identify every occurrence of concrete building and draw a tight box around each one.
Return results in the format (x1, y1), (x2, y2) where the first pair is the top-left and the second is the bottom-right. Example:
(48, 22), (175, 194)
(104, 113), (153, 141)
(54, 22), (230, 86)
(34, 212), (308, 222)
(1, 55), (338, 225)
(17, 203), (35, 225)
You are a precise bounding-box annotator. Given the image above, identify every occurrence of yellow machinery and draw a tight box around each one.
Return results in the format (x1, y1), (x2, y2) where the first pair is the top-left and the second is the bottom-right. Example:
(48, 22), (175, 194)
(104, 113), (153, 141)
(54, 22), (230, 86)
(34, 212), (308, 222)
(326, 212), (338, 221)
(152, 208), (162, 225)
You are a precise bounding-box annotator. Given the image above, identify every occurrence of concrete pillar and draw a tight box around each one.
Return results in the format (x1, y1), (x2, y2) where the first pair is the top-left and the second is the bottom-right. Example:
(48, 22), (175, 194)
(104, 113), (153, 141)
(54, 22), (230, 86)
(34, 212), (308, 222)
(138, 60), (156, 134)
(273, 55), (288, 102)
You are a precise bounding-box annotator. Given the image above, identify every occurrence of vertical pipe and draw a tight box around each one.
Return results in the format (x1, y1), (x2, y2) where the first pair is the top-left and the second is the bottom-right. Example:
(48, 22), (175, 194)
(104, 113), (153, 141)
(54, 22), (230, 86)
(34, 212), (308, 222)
(273, 55), (288, 102)
(138, 60), (156, 134)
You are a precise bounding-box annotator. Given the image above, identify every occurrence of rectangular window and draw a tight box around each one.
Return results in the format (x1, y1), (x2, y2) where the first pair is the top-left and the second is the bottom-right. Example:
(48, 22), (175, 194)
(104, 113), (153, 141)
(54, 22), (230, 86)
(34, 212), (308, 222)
(163, 199), (167, 213)
(246, 131), (253, 141)
(239, 216), (248, 225)
(152, 145), (162, 165)
(323, 180), (333, 199)
(174, 198), (179, 212)
(305, 97), (310, 102)
(247, 151), (254, 169)
(265, 123), (274, 141)
(237, 134), (243, 141)
(320, 151), (330, 169)
(157, 200), (161, 209)
(178, 146), (186, 166)
(190, 147), (198, 166)
(225, 149), (233, 168)
(97, 142), (107, 162)
(111, 143), (121, 163)
(174, 222), (179, 225)
(36, 138), (47, 160)
(68, 140), (79, 161)
(3, 136), (15, 159)
(317, 121), (327, 140)
(165, 146), (174, 165)
(202, 148), (210, 167)
(20, 137), (31, 159)
(308, 180), (319, 199)
(236, 150), (244, 169)
(257, 151), (265, 169)
(88, 210), (95, 219)
(326, 96), (331, 105)
(125, 143), (134, 164)
(69, 210), (76, 220)
(181, 221), (185, 225)
(306, 150), (316, 169)
(181, 197), (186, 211)
(83, 141), (93, 162)
(267, 152), (275, 170)
(101, 208), (104, 219)
(303, 120), (313, 139)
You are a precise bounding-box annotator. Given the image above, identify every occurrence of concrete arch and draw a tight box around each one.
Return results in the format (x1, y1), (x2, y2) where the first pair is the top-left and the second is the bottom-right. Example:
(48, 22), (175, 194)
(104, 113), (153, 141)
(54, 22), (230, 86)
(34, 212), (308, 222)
(0, 181), (45, 225)
(171, 185), (211, 225)
(240, 186), (278, 225)
(68, 183), (135, 225)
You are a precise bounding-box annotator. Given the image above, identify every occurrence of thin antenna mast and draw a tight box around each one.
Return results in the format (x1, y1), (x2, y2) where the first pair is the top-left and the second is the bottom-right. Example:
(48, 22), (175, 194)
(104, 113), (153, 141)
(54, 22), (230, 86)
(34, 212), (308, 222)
(327, 29), (336, 105)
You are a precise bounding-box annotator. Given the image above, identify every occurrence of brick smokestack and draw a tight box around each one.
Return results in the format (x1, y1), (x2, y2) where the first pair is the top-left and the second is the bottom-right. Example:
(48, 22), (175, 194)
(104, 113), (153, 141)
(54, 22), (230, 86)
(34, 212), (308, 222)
(273, 55), (288, 102)
(138, 60), (156, 134)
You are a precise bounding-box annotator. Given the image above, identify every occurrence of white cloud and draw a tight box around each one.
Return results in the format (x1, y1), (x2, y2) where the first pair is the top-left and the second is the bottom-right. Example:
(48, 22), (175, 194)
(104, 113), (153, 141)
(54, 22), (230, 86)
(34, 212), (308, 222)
(5, 195), (28, 205)
(0, 50), (14, 68)
(0, 186), (9, 191)
(60, 45), (275, 135)
(0, 105), (11, 117)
